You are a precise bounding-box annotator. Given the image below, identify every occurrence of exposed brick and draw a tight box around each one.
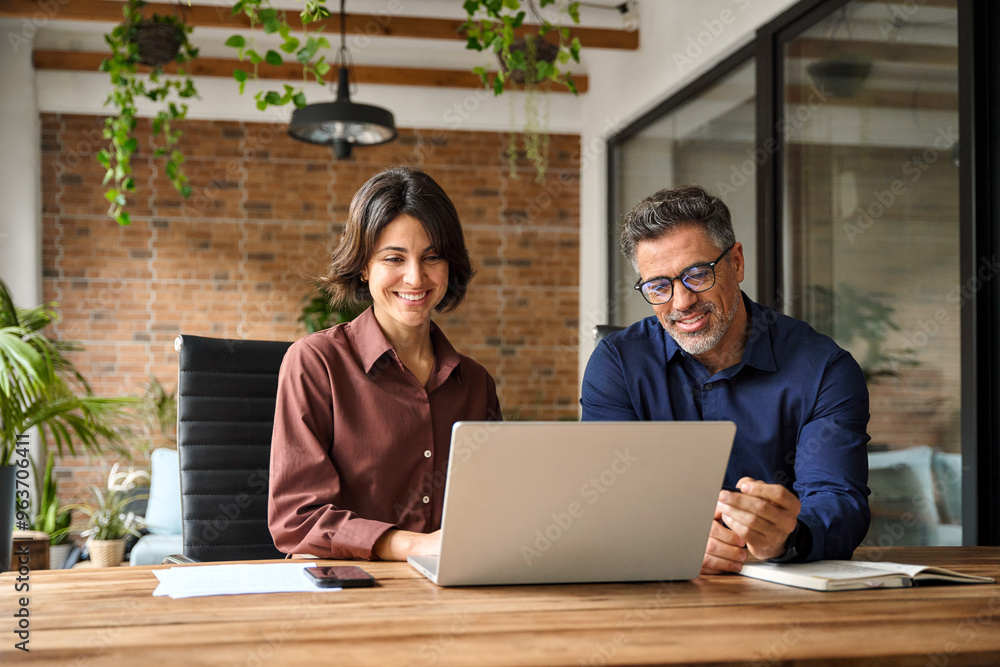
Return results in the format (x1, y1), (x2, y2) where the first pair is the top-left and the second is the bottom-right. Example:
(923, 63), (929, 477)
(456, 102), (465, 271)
(41, 113), (582, 508)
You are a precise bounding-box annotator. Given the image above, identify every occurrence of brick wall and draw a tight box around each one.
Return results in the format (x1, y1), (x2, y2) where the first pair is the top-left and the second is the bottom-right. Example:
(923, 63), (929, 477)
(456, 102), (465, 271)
(40, 113), (581, 505)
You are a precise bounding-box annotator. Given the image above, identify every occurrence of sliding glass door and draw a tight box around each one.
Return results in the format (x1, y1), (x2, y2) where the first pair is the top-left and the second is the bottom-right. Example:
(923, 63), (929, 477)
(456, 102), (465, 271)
(780, 0), (962, 546)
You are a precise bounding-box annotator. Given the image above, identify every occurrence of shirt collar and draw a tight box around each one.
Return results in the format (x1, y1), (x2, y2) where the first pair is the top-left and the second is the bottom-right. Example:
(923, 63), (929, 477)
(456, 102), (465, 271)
(350, 306), (462, 383)
(661, 293), (777, 373)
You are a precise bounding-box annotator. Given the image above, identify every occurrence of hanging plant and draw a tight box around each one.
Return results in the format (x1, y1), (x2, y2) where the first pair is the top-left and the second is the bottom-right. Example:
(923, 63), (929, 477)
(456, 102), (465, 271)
(98, 0), (199, 226)
(461, 0), (581, 181)
(225, 0), (333, 111)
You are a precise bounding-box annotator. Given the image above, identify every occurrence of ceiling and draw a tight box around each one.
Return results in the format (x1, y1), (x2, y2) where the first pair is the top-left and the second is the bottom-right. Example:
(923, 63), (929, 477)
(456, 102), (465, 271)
(2, 0), (640, 94)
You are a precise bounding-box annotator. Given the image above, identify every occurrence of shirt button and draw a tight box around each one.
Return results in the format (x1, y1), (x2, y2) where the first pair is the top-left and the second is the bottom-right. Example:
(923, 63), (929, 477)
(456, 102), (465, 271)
(422, 496), (430, 504)
(424, 450), (432, 458)
(704, 383), (713, 391)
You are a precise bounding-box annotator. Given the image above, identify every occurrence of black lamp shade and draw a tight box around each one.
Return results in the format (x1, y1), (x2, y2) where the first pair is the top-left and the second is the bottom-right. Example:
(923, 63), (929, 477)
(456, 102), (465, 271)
(287, 67), (397, 156)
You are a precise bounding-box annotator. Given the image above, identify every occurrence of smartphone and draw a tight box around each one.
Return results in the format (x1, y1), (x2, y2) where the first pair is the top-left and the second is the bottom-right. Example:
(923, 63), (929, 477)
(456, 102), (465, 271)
(304, 565), (376, 588)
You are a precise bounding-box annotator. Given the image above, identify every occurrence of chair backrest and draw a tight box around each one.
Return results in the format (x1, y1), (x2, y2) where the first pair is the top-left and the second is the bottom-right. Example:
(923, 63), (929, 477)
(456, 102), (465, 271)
(175, 334), (292, 561)
(593, 324), (625, 347)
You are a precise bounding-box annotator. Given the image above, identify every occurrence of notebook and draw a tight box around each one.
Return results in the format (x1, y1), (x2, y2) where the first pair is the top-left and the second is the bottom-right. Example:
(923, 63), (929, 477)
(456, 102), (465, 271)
(407, 420), (736, 586)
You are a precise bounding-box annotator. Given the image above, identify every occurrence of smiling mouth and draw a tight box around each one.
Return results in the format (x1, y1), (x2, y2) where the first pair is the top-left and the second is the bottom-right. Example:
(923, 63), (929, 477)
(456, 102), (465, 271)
(395, 291), (428, 302)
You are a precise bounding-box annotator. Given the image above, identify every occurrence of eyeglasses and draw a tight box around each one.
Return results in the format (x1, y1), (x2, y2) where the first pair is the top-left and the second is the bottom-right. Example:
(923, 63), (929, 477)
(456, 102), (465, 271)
(633, 244), (734, 305)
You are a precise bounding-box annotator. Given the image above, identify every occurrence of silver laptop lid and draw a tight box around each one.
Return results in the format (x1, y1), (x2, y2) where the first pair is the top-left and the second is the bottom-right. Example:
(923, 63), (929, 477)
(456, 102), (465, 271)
(429, 421), (736, 586)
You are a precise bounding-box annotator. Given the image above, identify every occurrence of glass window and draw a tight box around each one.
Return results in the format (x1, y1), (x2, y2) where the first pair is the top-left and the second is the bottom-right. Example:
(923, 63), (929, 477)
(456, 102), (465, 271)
(610, 58), (757, 327)
(781, 0), (961, 546)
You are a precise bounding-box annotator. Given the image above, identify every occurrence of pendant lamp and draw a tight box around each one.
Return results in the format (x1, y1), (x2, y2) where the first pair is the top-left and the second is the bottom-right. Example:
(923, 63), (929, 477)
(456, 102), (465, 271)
(287, 0), (397, 158)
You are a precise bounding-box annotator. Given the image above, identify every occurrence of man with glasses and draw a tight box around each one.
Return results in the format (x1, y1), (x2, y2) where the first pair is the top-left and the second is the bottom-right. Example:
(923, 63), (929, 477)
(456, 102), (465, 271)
(581, 185), (870, 573)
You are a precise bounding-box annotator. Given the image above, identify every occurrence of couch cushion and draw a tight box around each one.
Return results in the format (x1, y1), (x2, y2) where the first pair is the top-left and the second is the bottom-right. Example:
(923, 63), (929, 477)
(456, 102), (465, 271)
(129, 533), (183, 566)
(932, 451), (962, 526)
(144, 448), (182, 535)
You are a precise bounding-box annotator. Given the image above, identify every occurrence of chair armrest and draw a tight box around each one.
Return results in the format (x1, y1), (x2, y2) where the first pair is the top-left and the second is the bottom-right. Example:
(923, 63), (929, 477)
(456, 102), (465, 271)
(161, 554), (201, 564)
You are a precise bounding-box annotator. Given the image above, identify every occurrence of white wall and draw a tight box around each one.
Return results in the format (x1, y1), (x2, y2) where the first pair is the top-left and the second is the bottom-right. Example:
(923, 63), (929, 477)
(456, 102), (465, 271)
(0, 19), (42, 307)
(575, 0), (797, 380)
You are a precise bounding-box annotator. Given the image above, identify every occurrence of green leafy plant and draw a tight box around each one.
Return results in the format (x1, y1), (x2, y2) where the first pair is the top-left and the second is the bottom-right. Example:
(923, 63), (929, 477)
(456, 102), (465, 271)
(133, 376), (177, 460)
(462, 0), (581, 96)
(461, 0), (581, 180)
(30, 452), (72, 546)
(0, 278), (137, 467)
(299, 289), (368, 334)
(73, 484), (146, 542)
(807, 284), (918, 382)
(98, 0), (199, 225)
(225, 0), (332, 111)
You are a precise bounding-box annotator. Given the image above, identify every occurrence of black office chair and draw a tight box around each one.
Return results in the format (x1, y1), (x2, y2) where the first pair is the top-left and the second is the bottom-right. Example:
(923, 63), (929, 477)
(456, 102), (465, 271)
(593, 324), (624, 347)
(173, 334), (292, 562)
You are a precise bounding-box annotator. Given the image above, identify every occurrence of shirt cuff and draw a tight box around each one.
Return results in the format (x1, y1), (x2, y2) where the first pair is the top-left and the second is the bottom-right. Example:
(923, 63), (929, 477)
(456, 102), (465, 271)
(326, 518), (398, 560)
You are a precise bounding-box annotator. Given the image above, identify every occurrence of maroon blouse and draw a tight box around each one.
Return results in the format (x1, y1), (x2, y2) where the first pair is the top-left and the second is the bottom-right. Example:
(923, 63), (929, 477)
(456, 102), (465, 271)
(268, 307), (501, 559)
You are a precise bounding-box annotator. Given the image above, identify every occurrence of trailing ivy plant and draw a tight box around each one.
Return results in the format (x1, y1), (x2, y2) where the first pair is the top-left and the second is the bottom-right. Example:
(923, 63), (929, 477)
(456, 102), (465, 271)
(462, 0), (581, 96)
(461, 0), (581, 180)
(98, 0), (199, 226)
(225, 0), (333, 111)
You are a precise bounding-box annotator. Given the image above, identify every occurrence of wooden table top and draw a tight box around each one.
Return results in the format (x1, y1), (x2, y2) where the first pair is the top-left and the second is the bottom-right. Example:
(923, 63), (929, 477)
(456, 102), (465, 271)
(3, 546), (999, 666)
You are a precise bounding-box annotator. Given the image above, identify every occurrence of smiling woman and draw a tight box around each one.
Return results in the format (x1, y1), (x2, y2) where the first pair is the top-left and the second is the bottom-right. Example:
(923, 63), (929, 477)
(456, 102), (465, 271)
(268, 166), (502, 563)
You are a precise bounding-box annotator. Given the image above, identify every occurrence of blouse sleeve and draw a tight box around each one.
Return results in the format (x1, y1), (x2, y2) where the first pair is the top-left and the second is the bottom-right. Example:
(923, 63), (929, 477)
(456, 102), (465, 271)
(267, 339), (397, 559)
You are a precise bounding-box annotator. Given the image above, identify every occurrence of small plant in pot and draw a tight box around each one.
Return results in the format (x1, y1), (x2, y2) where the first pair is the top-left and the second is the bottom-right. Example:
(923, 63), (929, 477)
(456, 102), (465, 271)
(98, 0), (199, 226)
(71, 481), (146, 568)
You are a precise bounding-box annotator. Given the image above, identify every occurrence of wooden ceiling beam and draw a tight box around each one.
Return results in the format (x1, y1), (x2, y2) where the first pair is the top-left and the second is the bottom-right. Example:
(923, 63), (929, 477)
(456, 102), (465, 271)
(31, 49), (589, 93)
(0, 0), (638, 50)
(787, 38), (957, 67)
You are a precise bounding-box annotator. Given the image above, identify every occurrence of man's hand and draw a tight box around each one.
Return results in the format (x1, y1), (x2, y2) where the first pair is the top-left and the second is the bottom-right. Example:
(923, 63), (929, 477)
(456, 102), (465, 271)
(373, 529), (441, 561)
(716, 477), (801, 561)
(702, 508), (748, 574)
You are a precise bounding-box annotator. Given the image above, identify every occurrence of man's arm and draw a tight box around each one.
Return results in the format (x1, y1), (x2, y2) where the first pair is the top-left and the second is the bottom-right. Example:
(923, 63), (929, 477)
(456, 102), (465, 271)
(712, 350), (870, 568)
(791, 350), (871, 561)
(580, 340), (639, 421)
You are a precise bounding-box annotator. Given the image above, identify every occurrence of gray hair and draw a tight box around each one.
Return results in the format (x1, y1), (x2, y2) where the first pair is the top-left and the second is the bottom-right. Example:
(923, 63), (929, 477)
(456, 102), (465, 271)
(620, 185), (736, 271)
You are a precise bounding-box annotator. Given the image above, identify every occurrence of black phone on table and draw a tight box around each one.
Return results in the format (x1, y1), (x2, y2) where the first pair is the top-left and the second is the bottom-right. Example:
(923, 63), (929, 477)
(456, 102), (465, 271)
(304, 565), (376, 588)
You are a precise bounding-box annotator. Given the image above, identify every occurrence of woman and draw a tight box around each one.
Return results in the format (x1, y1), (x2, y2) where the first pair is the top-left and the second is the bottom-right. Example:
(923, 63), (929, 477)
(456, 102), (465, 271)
(268, 166), (501, 561)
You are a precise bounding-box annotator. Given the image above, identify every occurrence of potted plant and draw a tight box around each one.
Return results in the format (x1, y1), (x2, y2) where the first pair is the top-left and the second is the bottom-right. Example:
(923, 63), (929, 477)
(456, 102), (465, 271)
(29, 452), (73, 569)
(98, 0), (199, 225)
(0, 279), (137, 572)
(299, 286), (368, 334)
(72, 479), (146, 568)
(462, 0), (582, 181)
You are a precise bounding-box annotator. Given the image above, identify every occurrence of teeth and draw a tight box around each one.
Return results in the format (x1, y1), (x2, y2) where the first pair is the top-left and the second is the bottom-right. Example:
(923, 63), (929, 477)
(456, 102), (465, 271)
(397, 292), (427, 301)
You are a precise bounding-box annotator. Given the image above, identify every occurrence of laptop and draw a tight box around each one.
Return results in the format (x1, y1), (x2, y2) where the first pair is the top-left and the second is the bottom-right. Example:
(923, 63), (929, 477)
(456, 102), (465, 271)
(408, 420), (736, 586)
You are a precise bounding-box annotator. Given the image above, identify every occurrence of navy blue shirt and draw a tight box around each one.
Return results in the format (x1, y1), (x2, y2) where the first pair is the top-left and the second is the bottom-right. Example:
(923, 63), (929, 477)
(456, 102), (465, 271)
(581, 294), (871, 561)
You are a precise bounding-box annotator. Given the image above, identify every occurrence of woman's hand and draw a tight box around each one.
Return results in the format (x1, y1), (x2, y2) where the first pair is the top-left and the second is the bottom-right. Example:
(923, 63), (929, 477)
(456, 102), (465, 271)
(373, 529), (442, 561)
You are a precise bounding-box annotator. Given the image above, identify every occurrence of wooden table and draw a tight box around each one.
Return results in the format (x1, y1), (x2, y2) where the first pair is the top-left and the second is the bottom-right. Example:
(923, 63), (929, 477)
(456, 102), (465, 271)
(3, 547), (999, 666)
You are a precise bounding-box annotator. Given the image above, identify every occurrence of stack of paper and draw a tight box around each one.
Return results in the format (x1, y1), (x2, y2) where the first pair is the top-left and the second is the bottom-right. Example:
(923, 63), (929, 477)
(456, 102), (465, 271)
(152, 563), (341, 598)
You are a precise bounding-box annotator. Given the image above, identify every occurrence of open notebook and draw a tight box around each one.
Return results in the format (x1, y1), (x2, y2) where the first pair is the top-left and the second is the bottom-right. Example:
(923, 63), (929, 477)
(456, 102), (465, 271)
(739, 560), (996, 592)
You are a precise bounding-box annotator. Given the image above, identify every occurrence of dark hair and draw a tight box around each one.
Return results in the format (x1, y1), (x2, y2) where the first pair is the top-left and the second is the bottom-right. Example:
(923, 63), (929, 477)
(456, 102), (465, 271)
(320, 166), (474, 313)
(619, 185), (736, 270)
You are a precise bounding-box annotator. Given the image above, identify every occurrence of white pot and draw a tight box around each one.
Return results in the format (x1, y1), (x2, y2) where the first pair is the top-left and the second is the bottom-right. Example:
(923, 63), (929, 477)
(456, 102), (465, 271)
(49, 543), (72, 569)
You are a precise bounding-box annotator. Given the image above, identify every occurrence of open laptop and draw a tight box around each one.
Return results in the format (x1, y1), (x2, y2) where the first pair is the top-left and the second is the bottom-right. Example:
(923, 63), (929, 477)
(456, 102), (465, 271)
(408, 420), (736, 586)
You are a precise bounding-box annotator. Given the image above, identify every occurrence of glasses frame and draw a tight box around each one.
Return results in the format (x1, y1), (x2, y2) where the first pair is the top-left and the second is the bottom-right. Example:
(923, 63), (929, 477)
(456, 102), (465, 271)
(633, 243), (735, 305)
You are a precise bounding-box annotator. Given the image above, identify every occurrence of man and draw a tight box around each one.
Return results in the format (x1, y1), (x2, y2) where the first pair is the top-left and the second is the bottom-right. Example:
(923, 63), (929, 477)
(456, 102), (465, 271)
(581, 185), (870, 573)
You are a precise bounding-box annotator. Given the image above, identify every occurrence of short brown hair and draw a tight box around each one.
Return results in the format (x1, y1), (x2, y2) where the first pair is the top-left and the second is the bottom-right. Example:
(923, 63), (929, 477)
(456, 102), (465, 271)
(620, 185), (736, 271)
(320, 166), (474, 313)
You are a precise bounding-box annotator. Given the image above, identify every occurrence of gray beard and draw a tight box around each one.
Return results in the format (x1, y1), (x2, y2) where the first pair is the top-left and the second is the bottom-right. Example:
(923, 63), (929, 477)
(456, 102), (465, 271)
(664, 284), (741, 356)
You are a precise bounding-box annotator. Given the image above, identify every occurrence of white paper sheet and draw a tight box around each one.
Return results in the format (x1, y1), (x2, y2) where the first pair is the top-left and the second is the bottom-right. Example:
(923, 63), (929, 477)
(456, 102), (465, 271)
(152, 563), (341, 598)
